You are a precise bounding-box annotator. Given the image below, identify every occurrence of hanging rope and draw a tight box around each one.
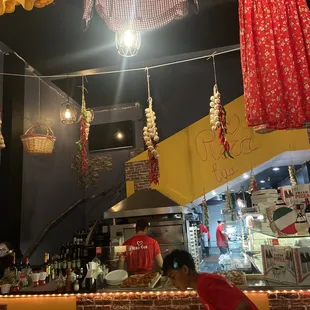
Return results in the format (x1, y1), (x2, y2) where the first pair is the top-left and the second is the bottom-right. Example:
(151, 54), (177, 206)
(143, 68), (160, 185)
(212, 55), (218, 86)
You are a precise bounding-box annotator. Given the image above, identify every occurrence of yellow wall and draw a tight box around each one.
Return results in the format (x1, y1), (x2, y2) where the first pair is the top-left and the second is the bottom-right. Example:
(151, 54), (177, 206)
(128, 96), (310, 204)
(0, 296), (76, 310)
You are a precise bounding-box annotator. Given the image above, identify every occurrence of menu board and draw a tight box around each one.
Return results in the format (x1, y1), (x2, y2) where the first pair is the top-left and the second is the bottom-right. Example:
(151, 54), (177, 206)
(293, 247), (310, 286)
(261, 245), (296, 284)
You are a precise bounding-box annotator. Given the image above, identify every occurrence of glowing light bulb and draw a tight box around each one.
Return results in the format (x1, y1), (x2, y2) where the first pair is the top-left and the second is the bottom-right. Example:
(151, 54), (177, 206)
(64, 108), (71, 119)
(116, 132), (124, 140)
(115, 29), (141, 57)
(123, 30), (135, 47)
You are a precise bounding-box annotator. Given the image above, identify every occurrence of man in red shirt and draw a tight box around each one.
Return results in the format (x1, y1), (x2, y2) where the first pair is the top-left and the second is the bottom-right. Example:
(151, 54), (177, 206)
(119, 219), (163, 274)
(163, 250), (258, 310)
(216, 220), (229, 254)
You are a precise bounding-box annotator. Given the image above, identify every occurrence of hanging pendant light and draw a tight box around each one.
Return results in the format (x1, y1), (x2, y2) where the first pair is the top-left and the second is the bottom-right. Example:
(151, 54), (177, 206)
(60, 77), (78, 124)
(115, 29), (141, 57)
(60, 101), (78, 124)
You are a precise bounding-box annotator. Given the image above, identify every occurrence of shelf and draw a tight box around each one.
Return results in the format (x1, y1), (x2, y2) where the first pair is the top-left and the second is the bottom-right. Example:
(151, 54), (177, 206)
(249, 228), (310, 239)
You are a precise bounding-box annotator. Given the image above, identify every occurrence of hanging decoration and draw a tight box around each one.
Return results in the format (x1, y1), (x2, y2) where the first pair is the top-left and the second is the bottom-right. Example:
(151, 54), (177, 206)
(72, 154), (112, 188)
(21, 123), (56, 155)
(143, 68), (159, 185)
(248, 169), (257, 193)
(239, 0), (310, 130)
(20, 78), (56, 155)
(83, 0), (198, 57)
(76, 78), (88, 175)
(0, 0), (53, 16)
(225, 186), (232, 212)
(288, 165), (298, 186)
(85, 110), (94, 140)
(202, 193), (209, 227)
(0, 111), (5, 149)
(209, 56), (233, 159)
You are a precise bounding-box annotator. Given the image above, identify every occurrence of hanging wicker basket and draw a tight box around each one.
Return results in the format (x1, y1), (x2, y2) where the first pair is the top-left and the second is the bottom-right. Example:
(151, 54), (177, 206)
(20, 123), (56, 155)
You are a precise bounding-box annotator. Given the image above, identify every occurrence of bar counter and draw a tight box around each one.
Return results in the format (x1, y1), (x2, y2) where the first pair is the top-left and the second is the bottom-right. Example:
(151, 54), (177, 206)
(1, 281), (310, 310)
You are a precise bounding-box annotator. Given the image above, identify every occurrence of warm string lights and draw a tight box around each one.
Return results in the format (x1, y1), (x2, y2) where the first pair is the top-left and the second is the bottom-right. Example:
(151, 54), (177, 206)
(0, 289), (309, 298)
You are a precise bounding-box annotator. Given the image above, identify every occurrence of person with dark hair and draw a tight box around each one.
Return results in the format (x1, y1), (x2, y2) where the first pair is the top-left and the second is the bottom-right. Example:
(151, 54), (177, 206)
(163, 250), (258, 310)
(200, 223), (210, 258)
(0, 242), (15, 279)
(216, 220), (229, 254)
(119, 219), (163, 274)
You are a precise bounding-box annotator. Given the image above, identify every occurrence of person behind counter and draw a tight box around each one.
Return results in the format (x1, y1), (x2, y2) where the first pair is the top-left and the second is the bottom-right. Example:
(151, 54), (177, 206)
(163, 250), (258, 310)
(0, 242), (16, 278)
(200, 223), (210, 258)
(119, 219), (163, 274)
(216, 220), (229, 254)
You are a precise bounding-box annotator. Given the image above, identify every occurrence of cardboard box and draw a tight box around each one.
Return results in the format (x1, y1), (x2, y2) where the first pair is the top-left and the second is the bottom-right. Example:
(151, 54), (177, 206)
(293, 247), (310, 286)
(261, 245), (296, 284)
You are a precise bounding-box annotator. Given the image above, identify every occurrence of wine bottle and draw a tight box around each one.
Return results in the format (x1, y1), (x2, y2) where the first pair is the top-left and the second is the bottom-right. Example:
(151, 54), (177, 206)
(10, 252), (17, 278)
(25, 256), (31, 269)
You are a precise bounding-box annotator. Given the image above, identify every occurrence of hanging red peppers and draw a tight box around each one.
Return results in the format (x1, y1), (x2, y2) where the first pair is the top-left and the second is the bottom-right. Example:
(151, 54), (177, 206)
(77, 78), (88, 175)
(209, 85), (233, 159)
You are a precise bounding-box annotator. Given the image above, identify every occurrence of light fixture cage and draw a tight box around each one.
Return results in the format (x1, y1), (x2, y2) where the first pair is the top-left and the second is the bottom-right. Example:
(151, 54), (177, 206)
(115, 29), (141, 57)
(60, 101), (78, 124)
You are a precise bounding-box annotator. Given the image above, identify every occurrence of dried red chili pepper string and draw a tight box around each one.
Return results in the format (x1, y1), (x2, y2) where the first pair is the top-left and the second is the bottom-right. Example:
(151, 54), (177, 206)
(77, 77), (88, 175)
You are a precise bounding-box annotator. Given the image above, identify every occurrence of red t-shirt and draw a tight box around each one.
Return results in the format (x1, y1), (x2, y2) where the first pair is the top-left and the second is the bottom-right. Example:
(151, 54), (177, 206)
(123, 235), (161, 274)
(200, 224), (211, 241)
(197, 273), (258, 310)
(216, 224), (228, 247)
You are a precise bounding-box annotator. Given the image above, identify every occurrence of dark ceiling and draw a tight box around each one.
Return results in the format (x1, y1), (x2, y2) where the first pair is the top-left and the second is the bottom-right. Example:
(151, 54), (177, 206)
(1, 1), (310, 108)
(0, 0), (240, 75)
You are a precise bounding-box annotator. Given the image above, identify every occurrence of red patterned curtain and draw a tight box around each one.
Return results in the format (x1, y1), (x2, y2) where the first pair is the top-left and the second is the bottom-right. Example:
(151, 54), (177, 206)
(83, 0), (198, 31)
(239, 0), (310, 130)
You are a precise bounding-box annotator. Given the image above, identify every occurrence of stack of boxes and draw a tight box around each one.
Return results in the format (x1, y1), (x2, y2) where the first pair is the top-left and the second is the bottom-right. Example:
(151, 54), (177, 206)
(251, 189), (278, 234)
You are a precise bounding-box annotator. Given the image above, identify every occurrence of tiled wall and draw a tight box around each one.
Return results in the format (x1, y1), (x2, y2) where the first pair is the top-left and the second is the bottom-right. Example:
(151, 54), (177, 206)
(268, 292), (310, 310)
(77, 291), (203, 310)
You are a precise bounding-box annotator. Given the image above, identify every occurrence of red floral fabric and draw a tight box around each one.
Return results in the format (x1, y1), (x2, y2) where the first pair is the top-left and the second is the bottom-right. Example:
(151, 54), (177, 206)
(239, 0), (310, 129)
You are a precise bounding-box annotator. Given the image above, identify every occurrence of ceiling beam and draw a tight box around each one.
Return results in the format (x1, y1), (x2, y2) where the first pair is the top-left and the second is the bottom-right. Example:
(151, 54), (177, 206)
(50, 44), (240, 81)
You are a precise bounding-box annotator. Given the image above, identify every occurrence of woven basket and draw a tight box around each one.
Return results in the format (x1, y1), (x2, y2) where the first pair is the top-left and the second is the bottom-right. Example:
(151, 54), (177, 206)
(20, 123), (56, 155)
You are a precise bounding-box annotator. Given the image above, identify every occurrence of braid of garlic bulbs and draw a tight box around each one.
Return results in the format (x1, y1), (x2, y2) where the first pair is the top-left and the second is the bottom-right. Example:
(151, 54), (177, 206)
(209, 84), (233, 159)
(209, 85), (221, 131)
(143, 97), (160, 184)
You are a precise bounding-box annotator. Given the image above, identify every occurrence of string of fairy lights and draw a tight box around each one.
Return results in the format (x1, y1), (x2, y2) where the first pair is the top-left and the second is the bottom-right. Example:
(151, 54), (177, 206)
(0, 289), (307, 298)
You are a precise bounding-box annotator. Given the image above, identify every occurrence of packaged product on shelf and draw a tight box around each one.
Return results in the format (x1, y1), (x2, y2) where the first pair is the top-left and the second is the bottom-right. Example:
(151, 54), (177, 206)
(261, 245), (296, 284)
(293, 247), (310, 286)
